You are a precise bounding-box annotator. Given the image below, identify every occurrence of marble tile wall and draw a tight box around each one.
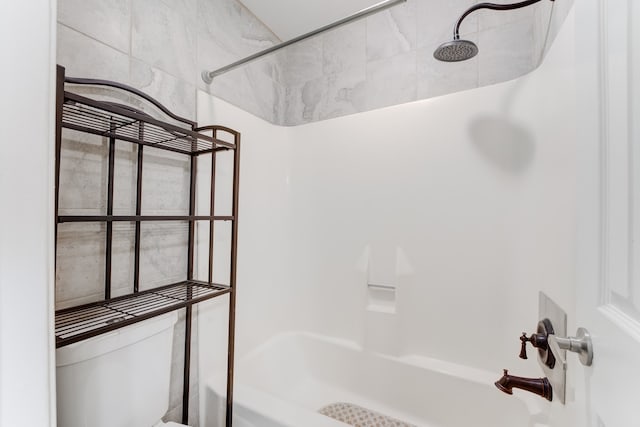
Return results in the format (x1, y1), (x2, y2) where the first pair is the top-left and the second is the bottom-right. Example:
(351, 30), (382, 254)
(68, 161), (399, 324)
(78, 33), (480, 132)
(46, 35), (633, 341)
(278, 0), (574, 126)
(56, 136), (195, 424)
(57, 0), (574, 129)
(57, 0), (283, 123)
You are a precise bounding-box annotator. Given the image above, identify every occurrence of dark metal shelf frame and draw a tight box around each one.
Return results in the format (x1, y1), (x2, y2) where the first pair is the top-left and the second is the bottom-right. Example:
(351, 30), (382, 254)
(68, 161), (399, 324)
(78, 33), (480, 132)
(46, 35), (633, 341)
(55, 280), (230, 347)
(54, 66), (240, 427)
(58, 215), (235, 223)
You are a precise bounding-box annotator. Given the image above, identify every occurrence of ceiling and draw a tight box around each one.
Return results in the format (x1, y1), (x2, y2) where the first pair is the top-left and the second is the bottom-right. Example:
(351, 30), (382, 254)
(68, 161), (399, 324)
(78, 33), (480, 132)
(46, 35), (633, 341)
(239, 0), (383, 41)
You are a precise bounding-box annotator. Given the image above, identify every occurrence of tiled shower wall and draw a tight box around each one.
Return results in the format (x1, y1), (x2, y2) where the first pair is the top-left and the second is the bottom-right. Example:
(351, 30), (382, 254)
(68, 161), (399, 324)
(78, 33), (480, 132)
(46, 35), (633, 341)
(57, 0), (283, 123)
(278, 0), (572, 125)
(58, 0), (572, 128)
(58, 0), (573, 128)
(56, 130), (199, 423)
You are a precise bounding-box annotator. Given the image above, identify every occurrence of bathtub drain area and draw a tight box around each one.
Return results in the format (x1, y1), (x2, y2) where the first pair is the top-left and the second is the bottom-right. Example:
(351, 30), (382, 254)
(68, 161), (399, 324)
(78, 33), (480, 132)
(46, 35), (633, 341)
(319, 402), (416, 427)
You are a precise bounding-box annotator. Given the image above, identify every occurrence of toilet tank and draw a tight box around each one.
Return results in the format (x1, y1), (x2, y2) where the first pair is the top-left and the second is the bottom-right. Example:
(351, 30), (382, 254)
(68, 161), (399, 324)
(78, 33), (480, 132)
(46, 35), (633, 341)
(56, 311), (179, 427)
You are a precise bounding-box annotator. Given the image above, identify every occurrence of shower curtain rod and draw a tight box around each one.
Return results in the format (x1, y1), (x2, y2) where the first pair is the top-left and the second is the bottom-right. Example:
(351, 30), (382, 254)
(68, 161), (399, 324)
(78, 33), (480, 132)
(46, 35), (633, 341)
(201, 0), (406, 83)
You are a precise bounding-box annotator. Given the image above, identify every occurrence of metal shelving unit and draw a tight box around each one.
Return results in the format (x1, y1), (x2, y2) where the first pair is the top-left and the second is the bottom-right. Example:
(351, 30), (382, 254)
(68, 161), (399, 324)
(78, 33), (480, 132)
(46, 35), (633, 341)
(54, 65), (240, 426)
(55, 280), (230, 347)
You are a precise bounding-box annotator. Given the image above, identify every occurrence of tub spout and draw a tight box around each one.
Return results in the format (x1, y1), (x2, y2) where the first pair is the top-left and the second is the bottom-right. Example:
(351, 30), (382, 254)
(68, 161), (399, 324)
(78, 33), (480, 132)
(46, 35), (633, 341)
(494, 369), (552, 401)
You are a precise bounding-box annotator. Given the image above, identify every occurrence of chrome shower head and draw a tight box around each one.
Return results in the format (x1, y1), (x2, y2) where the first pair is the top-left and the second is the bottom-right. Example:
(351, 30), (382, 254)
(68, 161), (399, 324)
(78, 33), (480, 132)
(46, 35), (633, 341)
(433, 39), (478, 62)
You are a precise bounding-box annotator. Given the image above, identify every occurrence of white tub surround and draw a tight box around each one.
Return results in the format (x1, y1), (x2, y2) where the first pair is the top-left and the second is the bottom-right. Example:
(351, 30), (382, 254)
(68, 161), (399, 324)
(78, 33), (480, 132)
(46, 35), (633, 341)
(197, 5), (578, 425)
(205, 333), (548, 427)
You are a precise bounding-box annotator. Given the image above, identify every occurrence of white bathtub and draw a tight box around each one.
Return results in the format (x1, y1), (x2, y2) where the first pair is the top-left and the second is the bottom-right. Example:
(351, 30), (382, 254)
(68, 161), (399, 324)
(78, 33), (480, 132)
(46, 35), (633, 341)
(204, 332), (549, 427)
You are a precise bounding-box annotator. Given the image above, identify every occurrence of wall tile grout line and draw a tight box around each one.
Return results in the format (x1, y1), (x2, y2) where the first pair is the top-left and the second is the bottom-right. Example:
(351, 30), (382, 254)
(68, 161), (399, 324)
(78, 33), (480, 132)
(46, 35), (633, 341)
(58, 23), (130, 56)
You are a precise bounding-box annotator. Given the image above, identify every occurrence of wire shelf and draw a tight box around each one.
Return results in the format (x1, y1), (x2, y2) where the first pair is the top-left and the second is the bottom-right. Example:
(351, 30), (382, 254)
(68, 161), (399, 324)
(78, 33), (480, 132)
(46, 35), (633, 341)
(55, 280), (230, 347)
(61, 92), (234, 155)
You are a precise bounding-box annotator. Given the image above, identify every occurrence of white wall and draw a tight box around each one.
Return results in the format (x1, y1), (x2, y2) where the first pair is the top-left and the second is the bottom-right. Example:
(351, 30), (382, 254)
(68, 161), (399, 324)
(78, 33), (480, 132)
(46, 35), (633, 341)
(195, 92), (297, 426)
(0, 1), (57, 426)
(285, 7), (576, 374)
(197, 6), (578, 424)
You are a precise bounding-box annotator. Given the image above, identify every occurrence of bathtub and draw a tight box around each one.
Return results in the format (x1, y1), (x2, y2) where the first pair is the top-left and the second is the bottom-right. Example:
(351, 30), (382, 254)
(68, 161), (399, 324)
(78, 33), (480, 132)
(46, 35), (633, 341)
(204, 332), (549, 427)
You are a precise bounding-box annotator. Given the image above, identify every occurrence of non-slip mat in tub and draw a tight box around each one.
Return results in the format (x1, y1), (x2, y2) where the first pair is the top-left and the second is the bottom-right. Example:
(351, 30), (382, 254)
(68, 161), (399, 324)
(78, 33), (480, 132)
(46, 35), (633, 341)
(318, 402), (416, 427)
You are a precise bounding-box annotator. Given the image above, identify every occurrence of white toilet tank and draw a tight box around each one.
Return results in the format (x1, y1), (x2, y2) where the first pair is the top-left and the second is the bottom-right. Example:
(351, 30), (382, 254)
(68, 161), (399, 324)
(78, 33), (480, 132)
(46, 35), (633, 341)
(56, 311), (179, 427)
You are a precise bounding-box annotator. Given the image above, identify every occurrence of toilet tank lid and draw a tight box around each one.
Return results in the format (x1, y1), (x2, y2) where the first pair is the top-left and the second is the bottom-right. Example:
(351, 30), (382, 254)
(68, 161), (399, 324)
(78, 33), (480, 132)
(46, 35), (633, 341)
(56, 311), (178, 367)
(155, 422), (190, 427)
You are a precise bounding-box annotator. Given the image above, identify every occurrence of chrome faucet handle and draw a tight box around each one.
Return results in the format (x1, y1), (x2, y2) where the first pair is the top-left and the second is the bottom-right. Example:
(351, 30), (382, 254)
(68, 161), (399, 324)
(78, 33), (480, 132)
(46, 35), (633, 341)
(547, 327), (593, 367)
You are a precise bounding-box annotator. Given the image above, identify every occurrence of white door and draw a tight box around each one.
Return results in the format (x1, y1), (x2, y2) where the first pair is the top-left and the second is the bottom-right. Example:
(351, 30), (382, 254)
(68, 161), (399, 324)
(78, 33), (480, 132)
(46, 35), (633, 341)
(576, 0), (640, 425)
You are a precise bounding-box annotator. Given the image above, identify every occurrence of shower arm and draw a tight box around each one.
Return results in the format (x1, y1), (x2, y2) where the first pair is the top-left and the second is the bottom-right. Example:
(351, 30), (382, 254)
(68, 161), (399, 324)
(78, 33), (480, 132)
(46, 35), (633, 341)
(453, 0), (551, 40)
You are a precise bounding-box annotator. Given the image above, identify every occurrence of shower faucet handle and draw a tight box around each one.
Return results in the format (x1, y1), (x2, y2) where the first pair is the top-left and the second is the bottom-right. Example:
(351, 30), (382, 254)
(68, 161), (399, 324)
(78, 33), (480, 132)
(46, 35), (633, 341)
(519, 332), (548, 360)
(518, 319), (556, 368)
(519, 333), (530, 359)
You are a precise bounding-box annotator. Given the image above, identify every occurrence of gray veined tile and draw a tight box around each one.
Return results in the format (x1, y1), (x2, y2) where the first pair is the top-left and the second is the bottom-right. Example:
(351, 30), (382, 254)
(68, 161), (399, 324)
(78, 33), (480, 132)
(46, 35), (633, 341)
(57, 24), (130, 83)
(197, 0), (282, 90)
(197, 30), (245, 90)
(139, 222), (189, 290)
(110, 223), (136, 298)
(322, 20), (366, 77)
(272, 79), (288, 126)
(198, 35), (282, 92)
(58, 0), (131, 53)
(319, 72), (366, 121)
(159, 0), (198, 23)
(208, 67), (277, 124)
(478, 18), (537, 87)
(208, 70), (258, 111)
(214, 61), (283, 124)
(283, 75), (329, 126)
(58, 129), (108, 216)
(280, 36), (324, 87)
(244, 64), (285, 123)
(112, 143), (138, 216)
(477, 0), (536, 32)
(283, 84), (305, 126)
(130, 59), (197, 120)
(358, 50), (417, 112)
(132, 0), (197, 83)
(249, 54), (285, 84)
(416, 0), (479, 51)
(141, 149), (191, 215)
(55, 222), (106, 309)
(366, 0), (417, 62)
(197, 0), (279, 58)
(417, 36), (479, 100)
(532, 0), (554, 67)
(540, 0), (574, 59)
(300, 76), (327, 122)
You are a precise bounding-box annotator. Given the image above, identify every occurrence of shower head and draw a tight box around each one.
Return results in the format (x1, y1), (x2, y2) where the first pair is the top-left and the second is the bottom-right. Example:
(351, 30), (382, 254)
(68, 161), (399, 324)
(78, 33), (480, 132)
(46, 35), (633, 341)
(433, 0), (549, 62)
(433, 39), (478, 62)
